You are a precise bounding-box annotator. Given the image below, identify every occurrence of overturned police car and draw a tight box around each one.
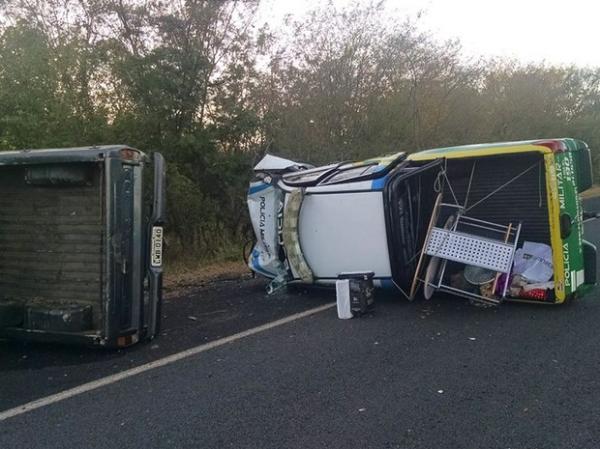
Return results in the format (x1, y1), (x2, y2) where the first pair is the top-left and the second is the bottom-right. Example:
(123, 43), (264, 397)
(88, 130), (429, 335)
(247, 139), (597, 306)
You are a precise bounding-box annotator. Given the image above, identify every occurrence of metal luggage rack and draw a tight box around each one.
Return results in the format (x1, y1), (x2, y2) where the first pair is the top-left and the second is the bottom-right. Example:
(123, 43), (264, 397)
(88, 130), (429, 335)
(423, 207), (522, 305)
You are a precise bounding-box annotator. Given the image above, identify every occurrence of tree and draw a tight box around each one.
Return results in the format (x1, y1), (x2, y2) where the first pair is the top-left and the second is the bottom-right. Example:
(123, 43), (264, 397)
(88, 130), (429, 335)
(1, 0), (599, 261)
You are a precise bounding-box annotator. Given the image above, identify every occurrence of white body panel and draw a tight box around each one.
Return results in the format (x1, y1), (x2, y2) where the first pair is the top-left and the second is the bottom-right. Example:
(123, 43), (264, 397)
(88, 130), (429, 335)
(253, 154), (311, 172)
(247, 183), (284, 278)
(298, 191), (392, 279)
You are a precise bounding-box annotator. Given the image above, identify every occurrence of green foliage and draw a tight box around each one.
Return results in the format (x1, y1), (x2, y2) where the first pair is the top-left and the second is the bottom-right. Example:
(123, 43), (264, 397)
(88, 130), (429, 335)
(0, 0), (599, 263)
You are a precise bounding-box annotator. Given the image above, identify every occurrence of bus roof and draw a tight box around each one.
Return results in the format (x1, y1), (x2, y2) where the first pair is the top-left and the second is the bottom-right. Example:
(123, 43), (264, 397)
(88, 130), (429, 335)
(407, 138), (581, 161)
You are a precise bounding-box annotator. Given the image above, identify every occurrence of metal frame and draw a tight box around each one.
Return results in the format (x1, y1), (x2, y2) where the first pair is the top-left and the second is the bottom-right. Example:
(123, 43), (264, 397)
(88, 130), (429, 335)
(423, 209), (522, 305)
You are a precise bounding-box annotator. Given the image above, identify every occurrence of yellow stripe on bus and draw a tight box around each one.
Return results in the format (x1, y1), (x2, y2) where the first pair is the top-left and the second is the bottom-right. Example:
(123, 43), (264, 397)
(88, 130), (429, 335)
(544, 153), (566, 302)
(407, 144), (552, 161)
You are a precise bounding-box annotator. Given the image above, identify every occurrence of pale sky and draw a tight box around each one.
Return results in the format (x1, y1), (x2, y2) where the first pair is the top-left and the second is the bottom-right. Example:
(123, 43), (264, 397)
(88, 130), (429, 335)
(256, 0), (600, 67)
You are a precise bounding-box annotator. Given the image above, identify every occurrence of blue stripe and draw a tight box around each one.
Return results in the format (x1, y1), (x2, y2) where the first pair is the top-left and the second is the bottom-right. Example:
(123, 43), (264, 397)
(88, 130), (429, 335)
(248, 183), (270, 195)
(371, 175), (387, 190)
(250, 249), (276, 278)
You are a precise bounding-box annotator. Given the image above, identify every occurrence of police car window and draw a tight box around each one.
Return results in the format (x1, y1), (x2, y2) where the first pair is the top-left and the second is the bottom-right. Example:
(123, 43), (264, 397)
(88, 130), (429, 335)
(321, 163), (380, 184)
(283, 163), (338, 185)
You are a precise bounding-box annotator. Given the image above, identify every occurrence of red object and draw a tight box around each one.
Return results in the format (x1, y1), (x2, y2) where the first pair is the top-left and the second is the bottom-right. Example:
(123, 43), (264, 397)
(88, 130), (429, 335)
(533, 139), (567, 153)
(520, 289), (547, 301)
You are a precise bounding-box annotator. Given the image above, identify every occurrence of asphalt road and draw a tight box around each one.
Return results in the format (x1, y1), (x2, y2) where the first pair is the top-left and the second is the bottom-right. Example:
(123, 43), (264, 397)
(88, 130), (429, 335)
(0, 277), (332, 410)
(1, 199), (600, 448)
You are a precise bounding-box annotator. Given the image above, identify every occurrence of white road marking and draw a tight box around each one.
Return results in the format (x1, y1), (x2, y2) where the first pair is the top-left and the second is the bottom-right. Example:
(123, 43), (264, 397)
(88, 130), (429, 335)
(0, 302), (335, 422)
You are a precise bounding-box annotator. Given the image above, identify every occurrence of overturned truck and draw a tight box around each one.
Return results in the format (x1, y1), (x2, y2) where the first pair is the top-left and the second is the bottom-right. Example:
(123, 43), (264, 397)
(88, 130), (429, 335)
(0, 146), (165, 346)
(247, 139), (596, 305)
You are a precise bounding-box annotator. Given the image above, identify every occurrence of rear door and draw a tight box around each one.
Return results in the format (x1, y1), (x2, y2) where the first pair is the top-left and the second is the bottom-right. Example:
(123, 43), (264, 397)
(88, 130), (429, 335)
(383, 159), (445, 296)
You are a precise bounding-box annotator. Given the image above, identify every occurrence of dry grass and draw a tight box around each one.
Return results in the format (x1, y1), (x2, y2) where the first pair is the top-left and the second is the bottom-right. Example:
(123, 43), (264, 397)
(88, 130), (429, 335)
(164, 259), (251, 291)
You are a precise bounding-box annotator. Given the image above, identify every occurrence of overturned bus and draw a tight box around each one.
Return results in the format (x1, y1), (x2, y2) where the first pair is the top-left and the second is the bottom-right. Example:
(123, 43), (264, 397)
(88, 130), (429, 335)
(247, 138), (596, 306)
(0, 146), (165, 346)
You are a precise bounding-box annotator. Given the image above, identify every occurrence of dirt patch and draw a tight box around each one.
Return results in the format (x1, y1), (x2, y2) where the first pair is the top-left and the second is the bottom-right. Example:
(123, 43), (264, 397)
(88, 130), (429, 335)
(164, 260), (253, 297)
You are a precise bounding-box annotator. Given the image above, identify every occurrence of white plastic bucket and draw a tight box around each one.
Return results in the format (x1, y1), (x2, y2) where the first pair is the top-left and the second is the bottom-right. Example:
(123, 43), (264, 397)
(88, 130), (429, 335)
(336, 279), (353, 319)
